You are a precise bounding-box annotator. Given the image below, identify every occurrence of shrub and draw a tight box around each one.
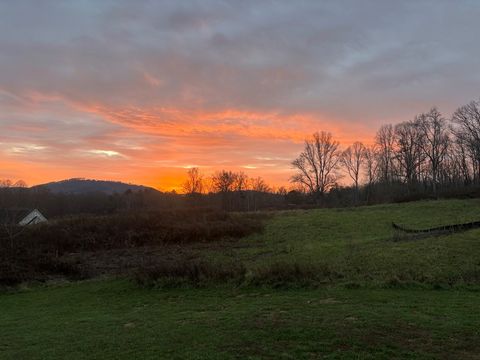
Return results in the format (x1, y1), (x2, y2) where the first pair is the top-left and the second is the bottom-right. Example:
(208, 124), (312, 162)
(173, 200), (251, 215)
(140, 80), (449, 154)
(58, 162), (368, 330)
(0, 262), (27, 287)
(19, 209), (265, 254)
(36, 257), (92, 281)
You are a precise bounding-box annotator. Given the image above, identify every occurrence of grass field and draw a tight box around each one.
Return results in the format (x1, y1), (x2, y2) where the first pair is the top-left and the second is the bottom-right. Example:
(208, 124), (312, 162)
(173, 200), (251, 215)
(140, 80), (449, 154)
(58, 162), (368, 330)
(1, 280), (479, 359)
(2, 199), (480, 359)
(197, 199), (480, 288)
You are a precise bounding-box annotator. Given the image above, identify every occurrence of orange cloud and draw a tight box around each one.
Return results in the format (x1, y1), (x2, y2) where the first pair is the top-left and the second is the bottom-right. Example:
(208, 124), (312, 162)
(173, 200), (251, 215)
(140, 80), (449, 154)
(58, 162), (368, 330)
(0, 89), (376, 191)
(77, 102), (374, 144)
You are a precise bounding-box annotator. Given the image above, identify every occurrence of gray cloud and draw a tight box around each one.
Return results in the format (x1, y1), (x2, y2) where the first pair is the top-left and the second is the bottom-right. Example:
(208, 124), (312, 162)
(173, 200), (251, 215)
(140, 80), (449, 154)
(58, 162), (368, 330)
(2, 1), (479, 116)
(1, 0), (479, 187)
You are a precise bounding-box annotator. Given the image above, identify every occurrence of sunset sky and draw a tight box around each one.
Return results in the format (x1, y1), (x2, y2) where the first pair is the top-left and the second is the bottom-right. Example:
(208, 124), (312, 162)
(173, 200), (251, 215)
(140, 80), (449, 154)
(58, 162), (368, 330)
(1, 1), (480, 191)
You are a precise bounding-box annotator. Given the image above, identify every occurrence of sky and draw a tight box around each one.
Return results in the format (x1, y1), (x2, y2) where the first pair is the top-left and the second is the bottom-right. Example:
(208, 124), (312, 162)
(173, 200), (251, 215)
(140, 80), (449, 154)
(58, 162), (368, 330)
(1, 0), (480, 191)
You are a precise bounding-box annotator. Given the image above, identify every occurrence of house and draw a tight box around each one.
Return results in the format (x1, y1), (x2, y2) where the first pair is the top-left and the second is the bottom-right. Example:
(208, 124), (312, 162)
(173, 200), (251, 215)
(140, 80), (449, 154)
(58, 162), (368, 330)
(0, 208), (48, 226)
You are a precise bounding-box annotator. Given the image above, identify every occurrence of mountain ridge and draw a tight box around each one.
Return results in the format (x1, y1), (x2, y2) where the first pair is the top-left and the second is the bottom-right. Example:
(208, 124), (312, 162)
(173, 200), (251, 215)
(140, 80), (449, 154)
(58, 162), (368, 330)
(33, 178), (159, 195)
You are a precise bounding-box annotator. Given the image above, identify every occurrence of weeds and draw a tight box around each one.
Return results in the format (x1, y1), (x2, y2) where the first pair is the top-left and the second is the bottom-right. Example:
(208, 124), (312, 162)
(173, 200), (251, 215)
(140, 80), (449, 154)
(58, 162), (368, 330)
(247, 262), (339, 288)
(0, 209), (265, 287)
(134, 259), (246, 288)
(133, 260), (342, 289)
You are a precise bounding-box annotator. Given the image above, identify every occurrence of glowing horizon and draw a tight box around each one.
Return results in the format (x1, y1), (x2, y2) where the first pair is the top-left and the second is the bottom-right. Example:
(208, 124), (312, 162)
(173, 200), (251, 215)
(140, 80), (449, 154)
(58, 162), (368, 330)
(1, 1), (479, 191)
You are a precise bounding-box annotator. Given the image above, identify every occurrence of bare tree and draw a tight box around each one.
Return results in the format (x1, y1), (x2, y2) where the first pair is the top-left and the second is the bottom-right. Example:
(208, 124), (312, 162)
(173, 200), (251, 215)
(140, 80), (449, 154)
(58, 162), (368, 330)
(182, 168), (204, 195)
(394, 120), (425, 186)
(210, 170), (239, 210)
(250, 177), (271, 193)
(452, 99), (480, 183)
(363, 146), (379, 186)
(248, 176), (271, 211)
(362, 145), (379, 203)
(291, 131), (341, 199)
(416, 108), (450, 194)
(375, 125), (396, 183)
(442, 137), (469, 186)
(452, 135), (473, 185)
(211, 170), (238, 193)
(0, 209), (26, 248)
(341, 142), (366, 192)
(233, 172), (249, 191)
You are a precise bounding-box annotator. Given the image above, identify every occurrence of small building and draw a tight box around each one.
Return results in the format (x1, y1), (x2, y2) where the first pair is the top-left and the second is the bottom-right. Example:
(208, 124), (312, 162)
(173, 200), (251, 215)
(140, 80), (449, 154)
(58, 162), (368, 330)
(0, 208), (48, 226)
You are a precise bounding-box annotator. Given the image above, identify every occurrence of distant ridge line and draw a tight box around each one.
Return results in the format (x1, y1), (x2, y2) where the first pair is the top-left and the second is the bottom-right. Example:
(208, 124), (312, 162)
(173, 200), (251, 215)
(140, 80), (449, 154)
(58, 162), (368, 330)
(32, 178), (159, 195)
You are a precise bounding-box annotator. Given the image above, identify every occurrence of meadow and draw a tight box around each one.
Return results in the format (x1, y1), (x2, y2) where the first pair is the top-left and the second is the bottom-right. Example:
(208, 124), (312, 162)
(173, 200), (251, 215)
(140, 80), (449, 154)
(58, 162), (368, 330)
(2, 199), (480, 359)
(209, 199), (480, 288)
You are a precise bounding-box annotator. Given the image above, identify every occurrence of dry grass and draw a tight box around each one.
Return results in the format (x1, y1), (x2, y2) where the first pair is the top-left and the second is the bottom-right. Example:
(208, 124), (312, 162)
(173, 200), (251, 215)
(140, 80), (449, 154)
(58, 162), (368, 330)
(0, 209), (265, 286)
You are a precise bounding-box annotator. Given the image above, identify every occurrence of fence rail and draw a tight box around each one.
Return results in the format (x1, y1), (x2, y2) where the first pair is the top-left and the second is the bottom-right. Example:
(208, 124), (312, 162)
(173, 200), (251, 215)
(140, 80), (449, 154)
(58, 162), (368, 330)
(392, 220), (480, 234)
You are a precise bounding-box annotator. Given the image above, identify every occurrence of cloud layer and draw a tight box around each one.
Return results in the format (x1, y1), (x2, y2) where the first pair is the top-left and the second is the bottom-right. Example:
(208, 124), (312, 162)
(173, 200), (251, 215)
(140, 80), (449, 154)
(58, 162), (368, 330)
(1, 1), (479, 189)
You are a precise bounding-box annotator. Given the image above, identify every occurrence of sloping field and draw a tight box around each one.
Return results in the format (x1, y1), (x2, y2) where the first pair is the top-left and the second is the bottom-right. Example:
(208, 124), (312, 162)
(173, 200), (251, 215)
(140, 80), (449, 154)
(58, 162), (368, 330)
(2, 199), (480, 359)
(209, 199), (480, 287)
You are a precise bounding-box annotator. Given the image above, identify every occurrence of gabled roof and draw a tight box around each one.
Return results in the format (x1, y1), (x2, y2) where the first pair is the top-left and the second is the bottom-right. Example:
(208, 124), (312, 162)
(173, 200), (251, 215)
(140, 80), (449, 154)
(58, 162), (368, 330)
(0, 208), (38, 225)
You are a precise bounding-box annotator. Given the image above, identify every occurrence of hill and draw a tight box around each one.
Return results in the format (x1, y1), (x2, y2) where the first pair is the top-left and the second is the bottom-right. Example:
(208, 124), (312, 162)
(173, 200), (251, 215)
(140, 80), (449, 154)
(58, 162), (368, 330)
(33, 178), (158, 195)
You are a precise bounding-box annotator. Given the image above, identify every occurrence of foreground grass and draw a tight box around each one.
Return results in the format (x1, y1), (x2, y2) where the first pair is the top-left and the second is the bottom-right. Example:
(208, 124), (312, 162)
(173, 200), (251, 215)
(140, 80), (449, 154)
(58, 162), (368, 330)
(1, 279), (480, 359)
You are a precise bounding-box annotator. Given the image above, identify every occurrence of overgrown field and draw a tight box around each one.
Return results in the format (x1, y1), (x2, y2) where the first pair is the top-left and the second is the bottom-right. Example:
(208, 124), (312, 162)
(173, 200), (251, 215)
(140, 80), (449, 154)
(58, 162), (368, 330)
(0, 209), (264, 286)
(2, 199), (480, 359)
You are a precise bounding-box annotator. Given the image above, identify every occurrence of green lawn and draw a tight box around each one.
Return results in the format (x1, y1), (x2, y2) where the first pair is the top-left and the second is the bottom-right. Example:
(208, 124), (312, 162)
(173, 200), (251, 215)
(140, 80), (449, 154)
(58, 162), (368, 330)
(1, 280), (480, 359)
(2, 199), (480, 359)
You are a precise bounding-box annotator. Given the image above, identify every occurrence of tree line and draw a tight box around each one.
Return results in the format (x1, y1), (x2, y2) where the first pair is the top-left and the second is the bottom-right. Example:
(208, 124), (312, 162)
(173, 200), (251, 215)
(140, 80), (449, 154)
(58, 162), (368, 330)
(181, 168), (283, 211)
(181, 97), (480, 208)
(290, 99), (480, 204)
(3, 97), (480, 214)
